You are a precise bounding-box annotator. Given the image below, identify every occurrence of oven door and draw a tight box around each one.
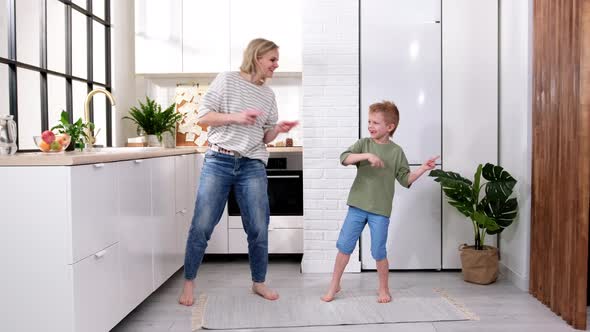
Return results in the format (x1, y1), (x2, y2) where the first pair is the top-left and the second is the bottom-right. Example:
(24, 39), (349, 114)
(228, 170), (303, 216)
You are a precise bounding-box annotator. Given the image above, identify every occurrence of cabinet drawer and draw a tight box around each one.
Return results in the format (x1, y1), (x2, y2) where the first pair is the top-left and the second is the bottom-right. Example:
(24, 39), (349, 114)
(228, 228), (302, 254)
(72, 243), (121, 332)
(70, 163), (118, 263)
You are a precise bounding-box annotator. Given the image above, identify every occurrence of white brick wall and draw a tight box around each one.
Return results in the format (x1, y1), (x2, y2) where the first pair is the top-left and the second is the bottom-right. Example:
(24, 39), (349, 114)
(301, 0), (361, 273)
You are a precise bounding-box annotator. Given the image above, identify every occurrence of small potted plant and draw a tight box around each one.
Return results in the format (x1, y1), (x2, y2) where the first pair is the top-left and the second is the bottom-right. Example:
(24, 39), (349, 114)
(123, 96), (182, 147)
(51, 110), (90, 151)
(429, 163), (518, 284)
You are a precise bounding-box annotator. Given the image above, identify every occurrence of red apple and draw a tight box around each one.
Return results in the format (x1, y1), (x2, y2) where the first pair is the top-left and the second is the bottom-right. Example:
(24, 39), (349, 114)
(42, 130), (56, 144)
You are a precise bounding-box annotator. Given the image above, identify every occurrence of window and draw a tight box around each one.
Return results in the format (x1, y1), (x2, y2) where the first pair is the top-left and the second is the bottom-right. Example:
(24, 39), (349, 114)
(0, 0), (112, 150)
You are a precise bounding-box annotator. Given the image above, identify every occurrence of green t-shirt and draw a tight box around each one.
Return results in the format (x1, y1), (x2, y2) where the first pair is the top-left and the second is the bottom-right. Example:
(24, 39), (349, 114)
(340, 137), (411, 217)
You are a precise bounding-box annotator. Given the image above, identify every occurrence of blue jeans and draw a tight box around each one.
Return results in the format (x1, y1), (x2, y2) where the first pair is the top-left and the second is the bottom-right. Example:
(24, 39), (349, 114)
(336, 206), (390, 260)
(184, 150), (270, 282)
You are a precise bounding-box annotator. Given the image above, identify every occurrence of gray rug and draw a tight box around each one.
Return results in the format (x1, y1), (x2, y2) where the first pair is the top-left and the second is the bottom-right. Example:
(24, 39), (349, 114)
(191, 288), (477, 330)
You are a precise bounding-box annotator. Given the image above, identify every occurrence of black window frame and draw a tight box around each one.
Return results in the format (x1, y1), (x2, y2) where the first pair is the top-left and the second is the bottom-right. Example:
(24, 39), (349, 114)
(0, 0), (112, 151)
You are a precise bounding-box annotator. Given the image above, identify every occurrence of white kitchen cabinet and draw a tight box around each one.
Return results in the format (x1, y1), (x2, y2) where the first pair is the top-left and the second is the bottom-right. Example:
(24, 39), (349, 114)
(135, 0), (183, 73)
(361, 0), (441, 164)
(228, 216), (303, 254)
(361, 166), (441, 270)
(175, 154), (190, 264)
(118, 159), (153, 314)
(70, 162), (118, 263)
(72, 243), (121, 332)
(182, 0), (230, 73)
(229, 0), (302, 72)
(229, 228), (303, 254)
(152, 156), (178, 289)
(134, 0), (302, 74)
(442, 0), (498, 269)
(0, 152), (200, 332)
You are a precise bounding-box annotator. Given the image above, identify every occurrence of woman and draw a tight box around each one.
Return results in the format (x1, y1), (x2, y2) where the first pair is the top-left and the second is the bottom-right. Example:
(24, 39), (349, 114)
(179, 38), (298, 306)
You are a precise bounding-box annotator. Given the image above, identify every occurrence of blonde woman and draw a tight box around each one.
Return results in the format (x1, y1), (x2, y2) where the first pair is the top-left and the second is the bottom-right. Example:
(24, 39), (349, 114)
(179, 38), (298, 306)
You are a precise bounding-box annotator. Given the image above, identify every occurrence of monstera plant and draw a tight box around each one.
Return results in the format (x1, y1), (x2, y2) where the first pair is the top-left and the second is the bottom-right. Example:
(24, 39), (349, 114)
(429, 163), (519, 284)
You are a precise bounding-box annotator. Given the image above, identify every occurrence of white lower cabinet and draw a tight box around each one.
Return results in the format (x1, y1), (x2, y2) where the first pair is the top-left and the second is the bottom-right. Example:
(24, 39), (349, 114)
(70, 162), (118, 263)
(72, 243), (121, 332)
(228, 228), (303, 254)
(152, 156), (178, 289)
(0, 152), (202, 332)
(118, 159), (153, 314)
(227, 216), (303, 254)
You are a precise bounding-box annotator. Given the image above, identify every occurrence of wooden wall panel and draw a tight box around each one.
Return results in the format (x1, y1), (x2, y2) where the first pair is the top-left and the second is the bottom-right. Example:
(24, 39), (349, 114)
(530, 0), (590, 330)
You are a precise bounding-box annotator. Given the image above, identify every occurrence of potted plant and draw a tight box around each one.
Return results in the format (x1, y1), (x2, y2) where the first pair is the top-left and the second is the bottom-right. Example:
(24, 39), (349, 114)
(123, 96), (183, 147)
(429, 163), (518, 284)
(51, 110), (89, 151)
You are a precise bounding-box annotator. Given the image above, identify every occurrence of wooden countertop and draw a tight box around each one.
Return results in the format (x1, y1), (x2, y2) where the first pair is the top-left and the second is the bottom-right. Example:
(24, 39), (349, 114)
(0, 146), (303, 166)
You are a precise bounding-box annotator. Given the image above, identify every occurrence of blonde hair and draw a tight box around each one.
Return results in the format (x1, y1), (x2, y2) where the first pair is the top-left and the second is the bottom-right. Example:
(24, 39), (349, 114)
(369, 101), (399, 136)
(239, 38), (279, 83)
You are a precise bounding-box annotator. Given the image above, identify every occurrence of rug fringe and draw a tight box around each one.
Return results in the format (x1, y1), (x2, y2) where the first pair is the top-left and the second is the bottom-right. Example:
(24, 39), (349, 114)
(433, 288), (479, 321)
(191, 294), (208, 331)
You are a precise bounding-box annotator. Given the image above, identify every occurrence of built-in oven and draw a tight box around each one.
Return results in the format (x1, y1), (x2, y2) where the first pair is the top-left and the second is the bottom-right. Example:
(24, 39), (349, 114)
(227, 155), (304, 253)
(228, 169), (303, 216)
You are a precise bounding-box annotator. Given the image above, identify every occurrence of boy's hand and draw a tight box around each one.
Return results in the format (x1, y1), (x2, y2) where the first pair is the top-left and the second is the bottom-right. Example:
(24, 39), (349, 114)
(421, 155), (439, 171)
(367, 154), (384, 168)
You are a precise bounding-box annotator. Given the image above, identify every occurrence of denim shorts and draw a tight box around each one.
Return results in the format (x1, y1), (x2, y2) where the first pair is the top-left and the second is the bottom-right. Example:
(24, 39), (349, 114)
(336, 206), (390, 260)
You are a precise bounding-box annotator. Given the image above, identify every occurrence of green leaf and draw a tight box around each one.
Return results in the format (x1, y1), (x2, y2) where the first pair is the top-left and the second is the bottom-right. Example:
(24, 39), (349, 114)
(482, 163), (516, 201)
(472, 164), (482, 204)
(480, 196), (518, 228)
(472, 211), (500, 232)
(429, 169), (474, 217)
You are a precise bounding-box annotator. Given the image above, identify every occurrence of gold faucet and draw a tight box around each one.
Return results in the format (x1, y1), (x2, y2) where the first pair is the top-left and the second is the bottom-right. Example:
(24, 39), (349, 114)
(84, 89), (116, 146)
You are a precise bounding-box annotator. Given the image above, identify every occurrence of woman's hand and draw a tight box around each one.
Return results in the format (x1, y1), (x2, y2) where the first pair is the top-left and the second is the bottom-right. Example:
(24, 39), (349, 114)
(233, 109), (262, 125)
(274, 120), (299, 133)
(367, 153), (384, 168)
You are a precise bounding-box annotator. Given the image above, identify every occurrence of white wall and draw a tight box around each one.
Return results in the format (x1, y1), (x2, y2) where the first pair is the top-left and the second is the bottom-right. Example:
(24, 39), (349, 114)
(301, 0), (361, 273)
(111, 0), (138, 147)
(498, 0), (533, 291)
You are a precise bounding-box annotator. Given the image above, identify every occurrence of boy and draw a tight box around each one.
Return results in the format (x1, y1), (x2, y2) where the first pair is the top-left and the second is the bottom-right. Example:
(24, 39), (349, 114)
(321, 100), (438, 303)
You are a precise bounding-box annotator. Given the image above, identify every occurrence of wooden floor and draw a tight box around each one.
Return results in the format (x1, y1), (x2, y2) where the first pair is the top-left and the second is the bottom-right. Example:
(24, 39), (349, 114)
(112, 256), (585, 332)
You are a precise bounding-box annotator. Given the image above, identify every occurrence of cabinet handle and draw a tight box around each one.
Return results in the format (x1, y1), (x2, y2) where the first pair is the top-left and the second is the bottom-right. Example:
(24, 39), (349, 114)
(94, 249), (107, 259)
(134, 159), (143, 164)
(267, 175), (300, 179)
(180, 208), (187, 215)
(93, 163), (105, 168)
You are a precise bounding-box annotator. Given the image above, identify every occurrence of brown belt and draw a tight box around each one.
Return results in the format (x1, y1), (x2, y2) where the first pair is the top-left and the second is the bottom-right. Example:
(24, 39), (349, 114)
(209, 144), (241, 157)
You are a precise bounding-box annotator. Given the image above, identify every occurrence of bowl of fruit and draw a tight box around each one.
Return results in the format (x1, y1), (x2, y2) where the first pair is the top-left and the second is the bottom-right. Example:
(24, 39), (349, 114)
(34, 130), (71, 153)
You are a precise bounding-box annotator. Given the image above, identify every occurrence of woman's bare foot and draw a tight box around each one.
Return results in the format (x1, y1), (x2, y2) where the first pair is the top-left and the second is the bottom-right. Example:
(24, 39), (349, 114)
(179, 280), (194, 306)
(320, 285), (341, 302)
(252, 282), (279, 301)
(377, 288), (392, 303)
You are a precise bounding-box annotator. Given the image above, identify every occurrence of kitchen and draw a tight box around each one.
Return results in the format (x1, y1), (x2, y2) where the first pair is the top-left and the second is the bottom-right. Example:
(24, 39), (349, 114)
(1, 0), (588, 331)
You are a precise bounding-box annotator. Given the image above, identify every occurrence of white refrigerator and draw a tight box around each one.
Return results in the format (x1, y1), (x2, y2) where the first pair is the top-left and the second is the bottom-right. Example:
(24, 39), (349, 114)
(360, 0), (442, 270)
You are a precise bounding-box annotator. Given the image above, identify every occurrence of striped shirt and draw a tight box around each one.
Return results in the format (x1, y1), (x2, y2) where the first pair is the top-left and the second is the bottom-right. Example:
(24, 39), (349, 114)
(197, 71), (278, 164)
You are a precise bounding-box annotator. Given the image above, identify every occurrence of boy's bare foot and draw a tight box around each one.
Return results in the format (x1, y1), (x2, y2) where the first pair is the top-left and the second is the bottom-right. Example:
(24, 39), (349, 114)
(179, 280), (194, 306)
(320, 286), (341, 302)
(377, 288), (392, 303)
(252, 282), (279, 301)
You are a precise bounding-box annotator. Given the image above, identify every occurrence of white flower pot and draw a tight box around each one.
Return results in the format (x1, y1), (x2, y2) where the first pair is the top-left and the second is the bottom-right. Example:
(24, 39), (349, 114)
(146, 134), (161, 147)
